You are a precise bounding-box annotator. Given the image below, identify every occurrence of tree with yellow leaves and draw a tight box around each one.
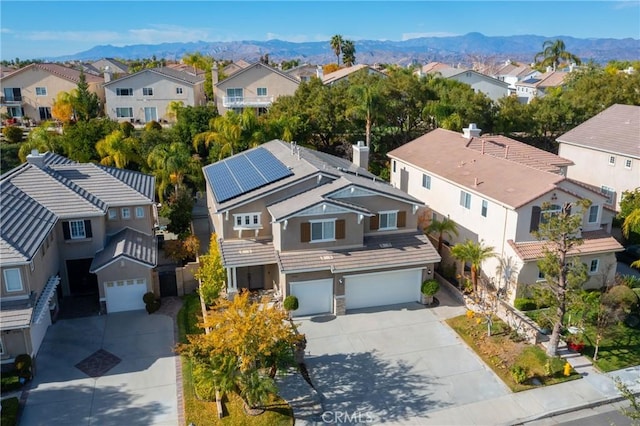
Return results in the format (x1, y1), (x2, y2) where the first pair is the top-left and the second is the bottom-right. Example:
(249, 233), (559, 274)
(177, 290), (303, 411)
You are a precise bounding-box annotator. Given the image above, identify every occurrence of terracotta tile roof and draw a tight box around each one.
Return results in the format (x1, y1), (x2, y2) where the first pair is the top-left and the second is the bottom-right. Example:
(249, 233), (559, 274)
(0, 298), (34, 330)
(90, 228), (157, 272)
(3, 63), (104, 84)
(465, 135), (573, 173)
(322, 64), (384, 85)
(277, 232), (440, 273)
(219, 238), (277, 268)
(557, 104), (640, 159)
(517, 71), (567, 88)
(216, 62), (299, 87)
(388, 128), (566, 208)
(421, 62), (453, 74)
(508, 230), (623, 262)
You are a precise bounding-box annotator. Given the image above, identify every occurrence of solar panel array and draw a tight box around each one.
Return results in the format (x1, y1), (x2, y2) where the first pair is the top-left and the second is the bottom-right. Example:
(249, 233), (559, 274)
(206, 147), (293, 203)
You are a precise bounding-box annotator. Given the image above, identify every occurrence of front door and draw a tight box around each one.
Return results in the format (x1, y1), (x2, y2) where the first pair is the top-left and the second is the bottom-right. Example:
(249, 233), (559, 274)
(66, 259), (98, 296)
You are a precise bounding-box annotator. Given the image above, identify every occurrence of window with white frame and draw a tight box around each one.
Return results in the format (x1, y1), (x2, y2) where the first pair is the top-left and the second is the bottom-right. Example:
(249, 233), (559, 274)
(541, 204), (562, 224)
(589, 259), (599, 273)
(142, 87), (153, 96)
(176, 87), (183, 95)
(608, 155), (615, 166)
(108, 208), (117, 220)
(588, 205), (599, 223)
(422, 174), (431, 189)
(3, 268), (23, 292)
(481, 199), (488, 217)
(121, 207), (131, 219)
(459, 191), (471, 209)
(625, 159), (632, 169)
(69, 220), (86, 239)
(226, 88), (243, 101)
(234, 213), (261, 229)
(35, 87), (47, 96)
(257, 87), (267, 96)
(116, 107), (133, 118)
(311, 219), (335, 242)
(135, 207), (144, 218)
(601, 186), (615, 204)
(116, 88), (133, 96)
(379, 211), (398, 229)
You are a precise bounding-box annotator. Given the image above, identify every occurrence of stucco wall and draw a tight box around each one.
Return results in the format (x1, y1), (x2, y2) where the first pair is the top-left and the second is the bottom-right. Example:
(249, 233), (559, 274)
(95, 258), (154, 299)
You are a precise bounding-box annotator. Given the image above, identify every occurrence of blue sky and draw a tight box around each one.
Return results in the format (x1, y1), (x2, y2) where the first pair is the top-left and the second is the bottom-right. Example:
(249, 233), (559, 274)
(1, 1), (639, 60)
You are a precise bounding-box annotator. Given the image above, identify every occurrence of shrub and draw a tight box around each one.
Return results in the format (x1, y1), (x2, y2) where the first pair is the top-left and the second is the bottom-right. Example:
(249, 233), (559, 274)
(145, 299), (161, 314)
(514, 298), (537, 311)
(14, 353), (32, 379)
(602, 285), (639, 313)
(119, 120), (135, 136)
(145, 120), (162, 131)
(1, 397), (19, 426)
(2, 126), (24, 144)
(283, 295), (299, 311)
(421, 279), (440, 296)
(143, 292), (156, 305)
(510, 365), (528, 384)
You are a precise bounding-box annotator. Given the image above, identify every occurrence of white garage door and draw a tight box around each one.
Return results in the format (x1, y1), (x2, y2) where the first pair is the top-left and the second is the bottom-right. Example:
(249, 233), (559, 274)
(105, 279), (148, 313)
(345, 269), (422, 310)
(290, 279), (333, 317)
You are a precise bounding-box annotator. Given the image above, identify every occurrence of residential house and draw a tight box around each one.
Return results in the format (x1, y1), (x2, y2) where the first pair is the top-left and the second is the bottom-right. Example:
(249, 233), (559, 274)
(0, 150), (158, 364)
(103, 66), (206, 123)
(213, 62), (300, 115)
(515, 70), (568, 104)
(417, 62), (510, 101)
(0, 63), (105, 124)
(491, 60), (539, 96)
(223, 60), (251, 77)
(90, 58), (130, 76)
(202, 140), (440, 317)
(557, 104), (640, 210)
(388, 125), (622, 303)
(322, 64), (386, 86)
(286, 63), (322, 83)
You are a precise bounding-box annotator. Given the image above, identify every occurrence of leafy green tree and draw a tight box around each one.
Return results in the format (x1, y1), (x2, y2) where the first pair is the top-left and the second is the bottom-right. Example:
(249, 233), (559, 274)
(342, 39), (356, 66)
(172, 105), (218, 147)
(493, 95), (534, 135)
(1, 125), (24, 144)
(425, 217), (458, 255)
(177, 290), (302, 409)
(196, 233), (227, 305)
(147, 142), (200, 201)
(535, 200), (590, 356)
(182, 51), (210, 74)
(18, 121), (62, 161)
(450, 240), (496, 295)
(61, 118), (118, 162)
(161, 187), (194, 238)
(534, 39), (581, 71)
(330, 35), (344, 65)
(73, 70), (101, 121)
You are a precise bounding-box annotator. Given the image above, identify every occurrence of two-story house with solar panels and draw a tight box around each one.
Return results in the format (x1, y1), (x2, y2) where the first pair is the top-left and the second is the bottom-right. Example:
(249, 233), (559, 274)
(202, 140), (441, 317)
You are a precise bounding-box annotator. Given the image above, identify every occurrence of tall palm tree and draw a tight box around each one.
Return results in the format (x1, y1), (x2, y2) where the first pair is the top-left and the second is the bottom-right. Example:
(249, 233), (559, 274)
(193, 111), (243, 159)
(425, 217), (458, 254)
(182, 51), (210, 74)
(147, 142), (198, 201)
(534, 39), (581, 71)
(96, 129), (141, 169)
(342, 39), (356, 67)
(451, 240), (496, 295)
(346, 76), (382, 147)
(330, 35), (344, 65)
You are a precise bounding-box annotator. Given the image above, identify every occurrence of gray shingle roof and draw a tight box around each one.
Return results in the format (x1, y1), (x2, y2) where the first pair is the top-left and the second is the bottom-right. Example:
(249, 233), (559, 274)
(557, 104), (640, 159)
(277, 232), (440, 273)
(103, 66), (204, 87)
(0, 181), (57, 264)
(97, 165), (156, 201)
(219, 238), (277, 268)
(90, 228), (157, 272)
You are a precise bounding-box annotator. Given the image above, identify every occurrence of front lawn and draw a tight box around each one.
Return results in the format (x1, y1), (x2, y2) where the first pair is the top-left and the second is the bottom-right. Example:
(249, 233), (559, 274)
(447, 313), (580, 392)
(178, 293), (293, 426)
(1, 397), (19, 426)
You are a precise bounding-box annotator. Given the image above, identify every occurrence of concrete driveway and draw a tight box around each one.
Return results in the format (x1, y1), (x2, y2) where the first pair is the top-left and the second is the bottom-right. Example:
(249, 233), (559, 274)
(21, 310), (179, 426)
(292, 291), (510, 424)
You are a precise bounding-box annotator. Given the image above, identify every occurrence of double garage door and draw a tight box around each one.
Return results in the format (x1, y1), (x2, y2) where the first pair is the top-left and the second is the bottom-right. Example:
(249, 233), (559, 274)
(104, 279), (148, 313)
(289, 269), (422, 316)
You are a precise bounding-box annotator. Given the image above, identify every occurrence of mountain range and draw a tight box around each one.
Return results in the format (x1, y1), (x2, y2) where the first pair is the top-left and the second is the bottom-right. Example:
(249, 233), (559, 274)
(53, 33), (640, 66)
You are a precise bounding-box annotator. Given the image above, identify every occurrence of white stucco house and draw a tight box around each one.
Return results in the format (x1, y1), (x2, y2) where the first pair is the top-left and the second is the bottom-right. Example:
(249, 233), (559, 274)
(557, 104), (640, 210)
(388, 124), (623, 303)
(417, 62), (510, 101)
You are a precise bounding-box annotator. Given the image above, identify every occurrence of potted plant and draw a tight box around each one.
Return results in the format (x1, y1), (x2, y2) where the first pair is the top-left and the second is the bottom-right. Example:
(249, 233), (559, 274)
(567, 334), (585, 352)
(421, 279), (440, 305)
(283, 295), (299, 318)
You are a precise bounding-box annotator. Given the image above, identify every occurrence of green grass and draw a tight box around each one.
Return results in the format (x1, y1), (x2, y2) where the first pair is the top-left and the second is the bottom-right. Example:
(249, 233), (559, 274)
(447, 314), (580, 392)
(580, 322), (640, 372)
(1, 397), (19, 426)
(178, 293), (294, 426)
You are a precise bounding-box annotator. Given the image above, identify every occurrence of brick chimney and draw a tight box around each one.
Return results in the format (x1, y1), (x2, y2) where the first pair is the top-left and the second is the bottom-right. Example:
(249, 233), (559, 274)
(26, 149), (45, 168)
(352, 140), (369, 170)
(462, 123), (481, 139)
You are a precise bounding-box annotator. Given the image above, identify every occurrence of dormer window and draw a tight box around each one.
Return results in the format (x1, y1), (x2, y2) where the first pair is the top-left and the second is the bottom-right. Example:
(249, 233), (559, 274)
(234, 213), (261, 229)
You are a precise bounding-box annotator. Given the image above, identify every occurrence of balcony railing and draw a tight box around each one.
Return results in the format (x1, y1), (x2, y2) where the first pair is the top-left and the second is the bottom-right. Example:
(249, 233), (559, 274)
(0, 96), (23, 105)
(222, 96), (274, 108)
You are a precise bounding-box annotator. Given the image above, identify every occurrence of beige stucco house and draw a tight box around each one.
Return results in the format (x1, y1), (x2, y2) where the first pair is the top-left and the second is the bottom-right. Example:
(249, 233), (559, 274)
(557, 104), (640, 210)
(0, 151), (158, 364)
(388, 125), (623, 303)
(417, 62), (509, 101)
(213, 62), (300, 115)
(203, 140), (440, 317)
(515, 70), (568, 104)
(0, 63), (105, 124)
(103, 67), (206, 124)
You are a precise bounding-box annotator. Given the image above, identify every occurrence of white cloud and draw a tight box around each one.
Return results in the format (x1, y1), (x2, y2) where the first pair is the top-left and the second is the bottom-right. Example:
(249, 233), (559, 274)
(1, 28), (12, 34)
(613, 1), (639, 9)
(402, 32), (459, 40)
(25, 30), (120, 43)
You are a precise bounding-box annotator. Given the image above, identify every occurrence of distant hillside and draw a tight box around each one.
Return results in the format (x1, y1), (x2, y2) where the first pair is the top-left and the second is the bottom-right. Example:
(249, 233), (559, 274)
(50, 33), (640, 66)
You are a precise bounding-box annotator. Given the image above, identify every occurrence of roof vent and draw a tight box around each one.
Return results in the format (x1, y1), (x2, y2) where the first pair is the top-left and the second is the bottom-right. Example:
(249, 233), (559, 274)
(320, 255), (334, 261)
(379, 243), (392, 248)
(462, 123), (481, 139)
(26, 149), (46, 169)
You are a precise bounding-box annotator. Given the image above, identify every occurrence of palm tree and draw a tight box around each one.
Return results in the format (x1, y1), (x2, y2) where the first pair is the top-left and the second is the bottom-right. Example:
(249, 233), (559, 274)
(622, 208), (640, 268)
(193, 111), (243, 159)
(330, 35), (344, 65)
(346, 76), (382, 147)
(534, 39), (581, 71)
(451, 240), (496, 295)
(96, 129), (141, 169)
(18, 121), (62, 161)
(342, 39), (356, 67)
(425, 217), (458, 255)
(182, 51), (210, 74)
(147, 142), (198, 201)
